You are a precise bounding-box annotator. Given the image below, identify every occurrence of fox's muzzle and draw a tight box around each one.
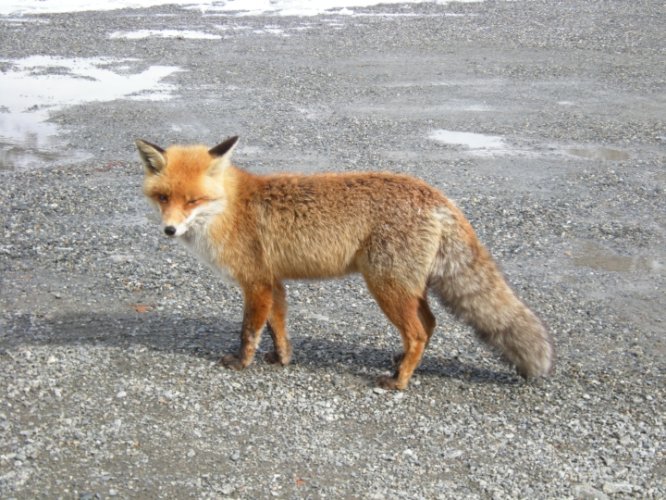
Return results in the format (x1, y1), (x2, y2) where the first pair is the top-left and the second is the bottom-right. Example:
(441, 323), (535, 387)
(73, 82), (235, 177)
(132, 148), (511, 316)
(164, 225), (177, 236)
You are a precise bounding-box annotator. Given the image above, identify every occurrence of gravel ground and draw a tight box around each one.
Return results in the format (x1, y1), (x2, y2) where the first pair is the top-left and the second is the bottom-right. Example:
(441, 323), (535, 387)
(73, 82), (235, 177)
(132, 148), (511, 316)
(1, 1), (664, 498)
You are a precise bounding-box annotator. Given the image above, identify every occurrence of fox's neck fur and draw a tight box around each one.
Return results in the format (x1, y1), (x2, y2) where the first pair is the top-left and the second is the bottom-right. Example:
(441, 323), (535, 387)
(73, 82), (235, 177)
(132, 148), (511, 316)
(178, 197), (234, 282)
(178, 166), (241, 282)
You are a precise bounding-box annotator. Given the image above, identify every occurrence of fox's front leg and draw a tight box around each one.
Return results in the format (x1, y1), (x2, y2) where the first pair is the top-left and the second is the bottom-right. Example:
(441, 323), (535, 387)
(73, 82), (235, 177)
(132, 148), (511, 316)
(220, 282), (273, 370)
(264, 281), (292, 366)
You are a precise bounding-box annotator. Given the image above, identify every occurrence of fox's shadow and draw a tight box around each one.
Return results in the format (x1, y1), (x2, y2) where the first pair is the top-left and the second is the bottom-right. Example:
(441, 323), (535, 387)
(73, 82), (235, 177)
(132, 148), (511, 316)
(2, 310), (520, 386)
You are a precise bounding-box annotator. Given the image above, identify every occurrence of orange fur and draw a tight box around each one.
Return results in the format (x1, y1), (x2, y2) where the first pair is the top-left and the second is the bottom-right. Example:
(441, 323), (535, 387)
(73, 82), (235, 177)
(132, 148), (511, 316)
(137, 137), (554, 390)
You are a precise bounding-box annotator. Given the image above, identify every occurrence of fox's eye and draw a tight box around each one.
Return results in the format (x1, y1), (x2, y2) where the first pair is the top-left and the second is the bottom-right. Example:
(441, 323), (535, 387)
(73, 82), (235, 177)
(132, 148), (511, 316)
(157, 194), (169, 203)
(187, 198), (202, 206)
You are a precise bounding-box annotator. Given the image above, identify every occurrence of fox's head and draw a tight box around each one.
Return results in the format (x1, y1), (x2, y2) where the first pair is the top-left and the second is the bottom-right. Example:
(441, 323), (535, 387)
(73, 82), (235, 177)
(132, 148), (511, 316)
(136, 136), (238, 237)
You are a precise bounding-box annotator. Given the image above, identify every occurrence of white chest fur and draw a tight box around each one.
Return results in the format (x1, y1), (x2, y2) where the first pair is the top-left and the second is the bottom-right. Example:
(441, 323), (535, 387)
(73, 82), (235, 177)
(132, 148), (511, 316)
(178, 206), (236, 284)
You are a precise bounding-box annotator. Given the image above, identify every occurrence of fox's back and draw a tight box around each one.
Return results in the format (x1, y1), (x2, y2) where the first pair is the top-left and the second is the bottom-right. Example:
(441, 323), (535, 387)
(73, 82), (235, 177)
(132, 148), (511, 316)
(246, 171), (450, 286)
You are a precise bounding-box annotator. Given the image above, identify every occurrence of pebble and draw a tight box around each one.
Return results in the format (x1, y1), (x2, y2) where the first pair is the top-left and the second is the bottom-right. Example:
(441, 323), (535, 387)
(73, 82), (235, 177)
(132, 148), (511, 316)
(574, 484), (609, 500)
(603, 482), (635, 495)
(220, 484), (235, 496)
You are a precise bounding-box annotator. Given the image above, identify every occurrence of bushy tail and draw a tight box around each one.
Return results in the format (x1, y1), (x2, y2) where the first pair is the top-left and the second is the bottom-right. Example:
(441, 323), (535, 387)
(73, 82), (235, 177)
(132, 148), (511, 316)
(428, 214), (554, 378)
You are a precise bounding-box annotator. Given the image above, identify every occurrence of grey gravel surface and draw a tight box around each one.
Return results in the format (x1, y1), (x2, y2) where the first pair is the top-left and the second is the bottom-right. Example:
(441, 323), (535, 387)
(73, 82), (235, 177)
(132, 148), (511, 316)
(1, 0), (664, 498)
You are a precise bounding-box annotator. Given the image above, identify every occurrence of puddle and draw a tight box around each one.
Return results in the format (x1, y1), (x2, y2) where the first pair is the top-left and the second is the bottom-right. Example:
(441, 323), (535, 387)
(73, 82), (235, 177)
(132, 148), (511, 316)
(429, 129), (512, 156)
(0, 56), (181, 169)
(572, 242), (662, 273)
(3, 0), (484, 16)
(195, 0), (483, 17)
(428, 131), (632, 161)
(110, 29), (222, 40)
(1, 17), (50, 24)
(254, 26), (288, 36)
(430, 130), (505, 149)
(566, 147), (630, 161)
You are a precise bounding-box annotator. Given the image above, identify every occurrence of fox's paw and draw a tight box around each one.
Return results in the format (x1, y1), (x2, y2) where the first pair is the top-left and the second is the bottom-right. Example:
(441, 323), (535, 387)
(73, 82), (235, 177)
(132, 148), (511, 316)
(219, 354), (245, 371)
(376, 375), (406, 391)
(264, 351), (291, 366)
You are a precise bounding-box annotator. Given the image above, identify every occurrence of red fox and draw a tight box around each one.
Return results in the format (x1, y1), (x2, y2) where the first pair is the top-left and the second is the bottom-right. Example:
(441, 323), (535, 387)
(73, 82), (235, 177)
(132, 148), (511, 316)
(136, 136), (553, 390)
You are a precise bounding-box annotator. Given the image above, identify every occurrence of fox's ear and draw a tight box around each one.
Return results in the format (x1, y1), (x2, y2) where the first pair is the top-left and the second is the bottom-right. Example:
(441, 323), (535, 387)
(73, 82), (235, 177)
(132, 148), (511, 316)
(135, 139), (166, 175)
(209, 136), (239, 158)
(207, 136), (239, 175)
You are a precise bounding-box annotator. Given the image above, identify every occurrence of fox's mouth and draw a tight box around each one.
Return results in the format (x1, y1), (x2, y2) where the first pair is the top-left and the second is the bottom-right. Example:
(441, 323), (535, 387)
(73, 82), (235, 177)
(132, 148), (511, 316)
(161, 200), (224, 238)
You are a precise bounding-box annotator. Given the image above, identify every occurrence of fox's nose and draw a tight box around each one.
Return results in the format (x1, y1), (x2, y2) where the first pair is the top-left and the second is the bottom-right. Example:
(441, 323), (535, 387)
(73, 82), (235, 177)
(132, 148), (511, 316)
(164, 225), (177, 236)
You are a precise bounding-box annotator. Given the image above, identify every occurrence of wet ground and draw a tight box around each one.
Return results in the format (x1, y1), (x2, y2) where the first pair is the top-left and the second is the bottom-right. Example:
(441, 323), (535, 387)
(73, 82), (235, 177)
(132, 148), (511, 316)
(1, 1), (664, 498)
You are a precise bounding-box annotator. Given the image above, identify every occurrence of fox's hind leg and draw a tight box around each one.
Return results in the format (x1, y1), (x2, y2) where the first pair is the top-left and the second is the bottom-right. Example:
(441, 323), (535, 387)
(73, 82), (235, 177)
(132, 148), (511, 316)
(220, 282), (273, 370)
(393, 295), (437, 368)
(418, 296), (437, 339)
(264, 281), (292, 366)
(365, 279), (429, 390)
